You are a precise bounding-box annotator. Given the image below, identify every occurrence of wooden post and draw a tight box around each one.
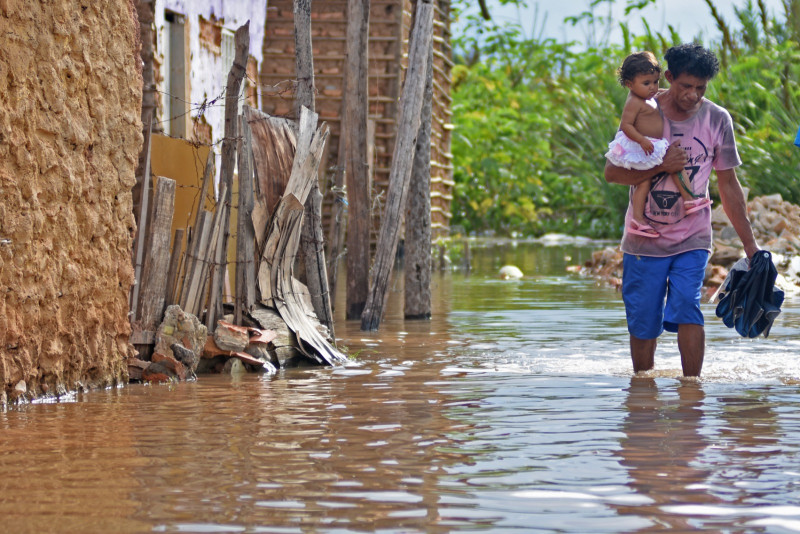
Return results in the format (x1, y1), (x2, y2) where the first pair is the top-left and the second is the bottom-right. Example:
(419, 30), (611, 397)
(138, 177), (176, 330)
(293, 0), (334, 335)
(212, 21), (249, 320)
(404, 43), (434, 320)
(361, 2), (434, 331)
(130, 120), (152, 320)
(344, 0), (371, 320)
(325, 73), (348, 302)
(235, 115), (256, 324)
(293, 0), (315, 116)
(164, 227), (185, 306)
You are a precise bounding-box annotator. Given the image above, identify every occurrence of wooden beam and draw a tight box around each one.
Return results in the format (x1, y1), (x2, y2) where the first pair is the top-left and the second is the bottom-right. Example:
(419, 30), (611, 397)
(212, 21), (249, 320)
(138, 177), (176, 330)
(404, 41), (434, 320)
(164, 227), (185, 307)
(130, 120), (152, 320)
(344, 0), (371, 320)
(235, 115), (257, 324)
(361, 1), (434, 331)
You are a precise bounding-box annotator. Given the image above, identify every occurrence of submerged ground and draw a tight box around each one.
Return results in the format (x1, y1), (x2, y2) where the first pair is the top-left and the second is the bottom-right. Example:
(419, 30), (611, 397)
(2, 239), (799, 532)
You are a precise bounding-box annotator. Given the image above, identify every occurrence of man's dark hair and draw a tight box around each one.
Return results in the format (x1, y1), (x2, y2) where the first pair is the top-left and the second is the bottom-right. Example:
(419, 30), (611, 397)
(664, 43), (720, 80)
(617, 51), (661, 87)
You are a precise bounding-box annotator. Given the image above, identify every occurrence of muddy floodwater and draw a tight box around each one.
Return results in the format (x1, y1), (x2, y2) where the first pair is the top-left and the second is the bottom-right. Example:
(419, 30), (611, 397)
(3, 239), (800, 533)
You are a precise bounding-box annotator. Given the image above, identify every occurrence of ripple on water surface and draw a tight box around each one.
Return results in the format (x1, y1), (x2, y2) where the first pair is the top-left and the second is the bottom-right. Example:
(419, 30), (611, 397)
(3, 241), (800, 532)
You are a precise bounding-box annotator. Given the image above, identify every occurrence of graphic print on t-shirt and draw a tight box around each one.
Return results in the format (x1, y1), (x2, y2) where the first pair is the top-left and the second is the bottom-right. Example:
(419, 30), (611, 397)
(644, 133), (710, 225)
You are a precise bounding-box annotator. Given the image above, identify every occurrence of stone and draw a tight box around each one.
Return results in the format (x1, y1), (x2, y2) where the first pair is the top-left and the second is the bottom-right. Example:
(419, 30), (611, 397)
(127, 358), (150, 381)
(171, 343), (199, 375)
(222, 357), (246, 375)
(213, 320), (249, 352)
(248, 306), (305, 367)
(142, 362), (176, 383)
(152, 352), (186, 380)
(154, 305), (207, 369)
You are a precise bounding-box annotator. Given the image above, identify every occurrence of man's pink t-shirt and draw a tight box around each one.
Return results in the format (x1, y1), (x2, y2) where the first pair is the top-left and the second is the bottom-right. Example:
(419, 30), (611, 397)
(621, 98), (742, 257)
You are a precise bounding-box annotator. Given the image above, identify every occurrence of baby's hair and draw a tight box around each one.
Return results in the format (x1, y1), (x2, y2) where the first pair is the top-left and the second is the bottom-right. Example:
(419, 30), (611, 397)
(617, 51), (662, 87)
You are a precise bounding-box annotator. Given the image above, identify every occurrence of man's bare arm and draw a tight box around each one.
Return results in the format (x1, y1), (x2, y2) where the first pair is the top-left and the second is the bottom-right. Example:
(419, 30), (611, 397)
(717, 168), (759, 259)
(604, 141), (687, 186)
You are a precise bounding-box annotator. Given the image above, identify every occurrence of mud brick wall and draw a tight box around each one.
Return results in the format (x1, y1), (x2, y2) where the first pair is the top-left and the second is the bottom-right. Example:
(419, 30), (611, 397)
(0, 0), (143, 401)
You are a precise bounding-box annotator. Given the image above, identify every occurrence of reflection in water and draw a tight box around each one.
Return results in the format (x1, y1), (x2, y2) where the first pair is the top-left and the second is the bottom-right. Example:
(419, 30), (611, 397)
(616, 378), (715, 531)
(2, 240), (800, 532)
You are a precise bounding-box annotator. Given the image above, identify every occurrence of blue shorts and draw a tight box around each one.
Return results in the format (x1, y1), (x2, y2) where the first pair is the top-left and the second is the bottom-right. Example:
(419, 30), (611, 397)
(622, 250), (709, 339)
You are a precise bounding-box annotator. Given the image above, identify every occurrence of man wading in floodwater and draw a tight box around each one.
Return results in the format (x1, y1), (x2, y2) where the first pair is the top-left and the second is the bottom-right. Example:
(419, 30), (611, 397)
(604, 43), (759, 377)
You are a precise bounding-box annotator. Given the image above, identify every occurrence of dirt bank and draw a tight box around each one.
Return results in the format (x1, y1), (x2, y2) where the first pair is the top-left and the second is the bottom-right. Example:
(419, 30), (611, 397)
(0, 0), (142, 402)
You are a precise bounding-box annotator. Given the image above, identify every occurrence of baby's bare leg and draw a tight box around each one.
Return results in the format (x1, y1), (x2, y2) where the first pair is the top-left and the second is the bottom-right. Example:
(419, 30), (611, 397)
(670, 173), (695, 202)
(632, 178), (651, 222)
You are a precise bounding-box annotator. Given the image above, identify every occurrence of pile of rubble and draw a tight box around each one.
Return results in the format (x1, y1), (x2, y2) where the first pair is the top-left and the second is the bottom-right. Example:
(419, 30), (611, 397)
(571, 194), (800, 299)
(128, 304), (322, 382)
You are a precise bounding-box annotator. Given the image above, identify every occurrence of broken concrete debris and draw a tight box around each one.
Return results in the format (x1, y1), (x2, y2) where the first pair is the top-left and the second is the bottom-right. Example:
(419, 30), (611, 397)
(130, 304), (304, 383)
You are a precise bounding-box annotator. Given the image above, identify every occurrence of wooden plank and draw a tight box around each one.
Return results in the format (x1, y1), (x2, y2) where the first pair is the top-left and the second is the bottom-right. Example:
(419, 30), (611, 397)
(344, 0), (371, 320)
(361, 2), (434, 331)
(182, 211), (212, 316)
(293, 1), (334, 335)
(164, 228), (185, 307)
(325, 72), (348, 300)
(293, 0), (316, 116)
(138, 177), (176, 330)
(212, 21), (249, 319)
(235, 115), (257, 324)
(130, 330), (155, 345)
(130, 120), (152, 319)
(204, 184), (229, 329)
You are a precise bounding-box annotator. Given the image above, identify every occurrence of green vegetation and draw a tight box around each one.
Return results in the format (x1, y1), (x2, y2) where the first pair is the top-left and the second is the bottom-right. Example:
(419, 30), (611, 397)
(450, 0), (800, 238)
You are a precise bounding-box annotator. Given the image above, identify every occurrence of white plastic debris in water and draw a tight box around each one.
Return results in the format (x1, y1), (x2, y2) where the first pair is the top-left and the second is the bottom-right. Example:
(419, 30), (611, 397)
(499, 265), (524, 279)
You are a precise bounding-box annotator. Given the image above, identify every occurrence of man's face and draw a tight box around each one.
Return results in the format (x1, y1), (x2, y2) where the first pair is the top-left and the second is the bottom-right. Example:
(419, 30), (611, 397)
(665, 71), (709, 112)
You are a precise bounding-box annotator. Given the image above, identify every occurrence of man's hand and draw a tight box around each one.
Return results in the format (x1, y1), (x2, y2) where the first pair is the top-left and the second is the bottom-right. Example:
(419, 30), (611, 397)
(660, 141), (687, 174)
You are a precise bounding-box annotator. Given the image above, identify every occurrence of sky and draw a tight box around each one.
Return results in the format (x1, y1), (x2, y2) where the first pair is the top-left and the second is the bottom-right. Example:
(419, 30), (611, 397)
(480, 0), (786, 46)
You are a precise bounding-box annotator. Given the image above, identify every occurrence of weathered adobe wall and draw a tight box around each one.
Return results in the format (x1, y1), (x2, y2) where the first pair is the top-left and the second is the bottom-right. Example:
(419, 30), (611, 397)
(0, 0), (143, 402)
